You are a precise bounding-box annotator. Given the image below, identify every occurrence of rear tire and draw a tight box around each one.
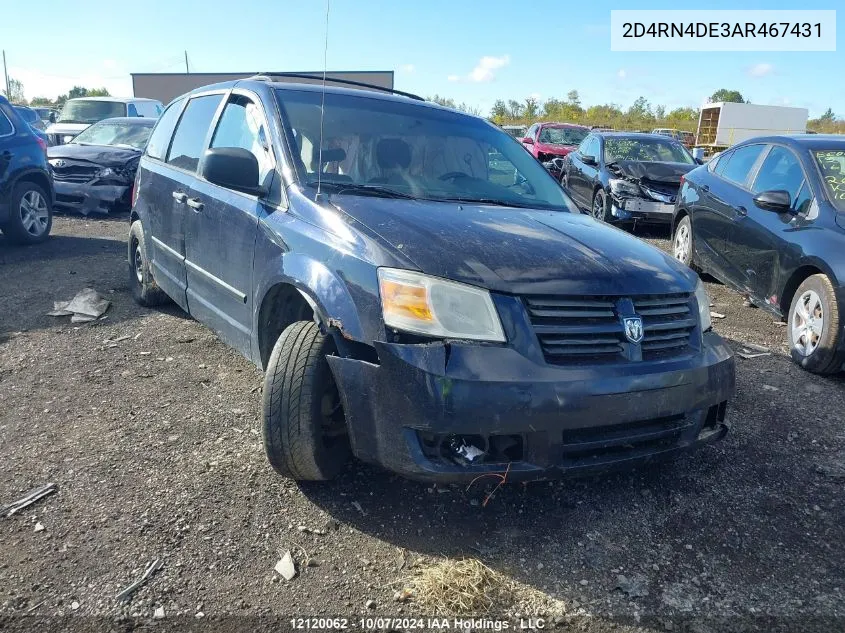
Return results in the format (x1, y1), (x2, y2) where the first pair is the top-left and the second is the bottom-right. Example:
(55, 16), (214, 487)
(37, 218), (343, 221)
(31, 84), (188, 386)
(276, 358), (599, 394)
(262, 321), (351, 480)
(673, 215), (699, 272)
(128, 220), (169, 307)
(787, 274), (844, 375)
(591, 189), (611, 222)
(1, 181), (52, 245)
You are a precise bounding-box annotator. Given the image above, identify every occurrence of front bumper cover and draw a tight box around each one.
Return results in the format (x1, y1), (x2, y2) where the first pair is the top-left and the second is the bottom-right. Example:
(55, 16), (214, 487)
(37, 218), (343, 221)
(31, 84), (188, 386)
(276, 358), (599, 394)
(328, 332), (735, 483)
(53, 181), (131, 215)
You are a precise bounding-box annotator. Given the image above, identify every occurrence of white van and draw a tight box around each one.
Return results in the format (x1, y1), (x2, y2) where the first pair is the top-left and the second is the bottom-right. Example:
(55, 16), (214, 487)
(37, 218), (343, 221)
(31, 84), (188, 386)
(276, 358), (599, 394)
(46, 97), (164, 145)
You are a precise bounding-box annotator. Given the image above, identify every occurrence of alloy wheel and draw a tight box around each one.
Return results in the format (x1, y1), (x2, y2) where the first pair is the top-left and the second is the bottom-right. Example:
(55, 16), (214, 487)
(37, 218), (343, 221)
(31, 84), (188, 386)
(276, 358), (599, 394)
(591, 193), (605, 221)
(674, 222), (691, 263)
(791, 290), (824, 357)
(134, 243), (144, 284)
(19, 190), (49, 237)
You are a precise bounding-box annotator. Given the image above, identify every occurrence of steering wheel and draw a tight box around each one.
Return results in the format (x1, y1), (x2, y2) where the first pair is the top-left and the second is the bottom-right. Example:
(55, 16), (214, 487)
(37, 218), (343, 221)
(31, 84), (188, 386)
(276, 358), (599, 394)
(438, 171), (471, 181)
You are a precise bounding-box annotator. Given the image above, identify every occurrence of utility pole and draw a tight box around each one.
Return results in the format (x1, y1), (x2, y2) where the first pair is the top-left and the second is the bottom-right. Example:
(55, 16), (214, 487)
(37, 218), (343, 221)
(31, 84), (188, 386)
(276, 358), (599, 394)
(3, 50), (9, 100)
(184, 50), (189, 74)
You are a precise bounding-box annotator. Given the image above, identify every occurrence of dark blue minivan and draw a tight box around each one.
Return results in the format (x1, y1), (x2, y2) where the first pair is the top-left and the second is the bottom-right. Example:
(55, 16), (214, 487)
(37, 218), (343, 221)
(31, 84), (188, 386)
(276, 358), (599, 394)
(129, 77), (735, 482)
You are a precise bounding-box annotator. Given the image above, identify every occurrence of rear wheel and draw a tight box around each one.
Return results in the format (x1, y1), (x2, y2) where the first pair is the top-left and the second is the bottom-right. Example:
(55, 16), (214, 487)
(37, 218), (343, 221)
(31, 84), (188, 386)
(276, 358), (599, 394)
(591, 189), (611, 222)
(128, 220), (169, 307)
(262, 321), (351, 480)
(1, 181), (52, 244)
(787, 274), (845, 375)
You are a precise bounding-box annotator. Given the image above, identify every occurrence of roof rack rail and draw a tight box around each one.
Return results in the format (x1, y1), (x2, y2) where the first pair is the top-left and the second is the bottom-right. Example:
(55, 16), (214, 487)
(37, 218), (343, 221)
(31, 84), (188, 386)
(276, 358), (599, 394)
(246, 73), (424, 101)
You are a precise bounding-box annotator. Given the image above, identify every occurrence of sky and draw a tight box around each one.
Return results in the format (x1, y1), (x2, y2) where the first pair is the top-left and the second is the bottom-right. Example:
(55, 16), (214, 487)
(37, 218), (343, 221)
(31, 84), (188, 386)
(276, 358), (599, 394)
(2, 0), (842, 118)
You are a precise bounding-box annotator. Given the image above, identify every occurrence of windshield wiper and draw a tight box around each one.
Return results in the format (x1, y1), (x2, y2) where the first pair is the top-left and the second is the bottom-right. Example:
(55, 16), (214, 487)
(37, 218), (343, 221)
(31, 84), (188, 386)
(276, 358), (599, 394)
(434, 196), (529, 207)
(307, 181), (416, 199)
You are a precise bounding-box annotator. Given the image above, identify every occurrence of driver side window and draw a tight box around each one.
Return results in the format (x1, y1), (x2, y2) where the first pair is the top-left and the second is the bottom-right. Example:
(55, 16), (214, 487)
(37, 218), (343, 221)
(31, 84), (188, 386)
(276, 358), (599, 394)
(577, 135), (594, 157)
(210, 94), (275, 188)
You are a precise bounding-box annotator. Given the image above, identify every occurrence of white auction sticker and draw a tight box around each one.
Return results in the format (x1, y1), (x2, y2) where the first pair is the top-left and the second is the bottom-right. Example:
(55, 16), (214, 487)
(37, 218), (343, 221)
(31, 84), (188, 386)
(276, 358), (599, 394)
(610, 10), (836, 51)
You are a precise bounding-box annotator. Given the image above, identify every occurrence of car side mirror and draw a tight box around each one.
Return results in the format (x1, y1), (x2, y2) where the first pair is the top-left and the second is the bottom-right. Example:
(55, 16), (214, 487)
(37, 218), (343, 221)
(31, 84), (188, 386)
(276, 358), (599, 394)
(694, 157), (704, 165)
(522, 137), (534, 145)
(581, 154), (597, 166)
(753, 189), (792, 212)
(201, 147), (264, 196)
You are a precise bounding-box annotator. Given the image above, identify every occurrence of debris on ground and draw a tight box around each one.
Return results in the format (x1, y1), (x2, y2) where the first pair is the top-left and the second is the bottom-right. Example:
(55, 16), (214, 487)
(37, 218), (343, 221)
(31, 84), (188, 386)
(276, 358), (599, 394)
(34, 522), (45, 532)
(394, 588), (413, 602)
(366, 599), (376, 609)
(297, 525), (327, 535)
(762, 384), (780, 392)
(1, 483), (57, 518)
(103, 335), (131, 345)
(115, 559), (163, 602)
(153, 606), (165, 620)
(738, 349), (771, 359)
(448, 436), (486, 465)
(710, 311), (726, 319)
(274, 551), (297, 580)
(616, 573), (650, 598)
(351, 501), (366, 516)
(47, 288), (111, 323)
(71, 601), (80, 610)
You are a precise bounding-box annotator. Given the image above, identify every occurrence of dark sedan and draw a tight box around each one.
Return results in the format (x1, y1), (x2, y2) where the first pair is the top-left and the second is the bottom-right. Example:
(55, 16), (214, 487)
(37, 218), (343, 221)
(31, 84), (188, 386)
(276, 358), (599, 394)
(673, 135), (845, 375)
(564, 132), (699, 224)
(48, 117), (155, 215)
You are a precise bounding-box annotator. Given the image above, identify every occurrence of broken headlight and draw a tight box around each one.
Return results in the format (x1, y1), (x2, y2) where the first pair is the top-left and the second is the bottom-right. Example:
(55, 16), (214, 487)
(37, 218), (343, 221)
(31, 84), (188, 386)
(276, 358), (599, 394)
(609, 178), (641, 197)
(695, 279), (712, 332)
(96, 167), (117, 179)
(377, 268), (506, 342)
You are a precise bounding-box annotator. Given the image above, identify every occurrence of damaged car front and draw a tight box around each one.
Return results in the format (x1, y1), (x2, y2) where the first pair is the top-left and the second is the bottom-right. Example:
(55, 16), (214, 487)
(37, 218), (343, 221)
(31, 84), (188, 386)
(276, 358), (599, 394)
(48, 117), (155, 215)
(604, 135), (699, 223)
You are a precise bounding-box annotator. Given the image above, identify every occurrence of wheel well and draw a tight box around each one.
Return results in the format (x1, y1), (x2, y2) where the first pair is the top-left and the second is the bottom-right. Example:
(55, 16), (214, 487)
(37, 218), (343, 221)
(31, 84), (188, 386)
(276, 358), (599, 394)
(130, 210), (140, 225)
(780, 266), (824, 316)
(15, 172), (52, 200)
(672, 208), (688, 234)
(258, 284), (315, 369)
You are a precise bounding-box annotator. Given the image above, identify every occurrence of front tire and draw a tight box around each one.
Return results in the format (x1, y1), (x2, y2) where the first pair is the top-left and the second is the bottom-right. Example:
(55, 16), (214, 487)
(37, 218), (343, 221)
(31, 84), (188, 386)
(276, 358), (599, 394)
(1, 181), (52, 245)
(262, 321), (351, 481)
(673, 215), (696, 269)
(787, 274), (844, 375)
(128, 220), (169, 307)
(591, 189), (611, 222)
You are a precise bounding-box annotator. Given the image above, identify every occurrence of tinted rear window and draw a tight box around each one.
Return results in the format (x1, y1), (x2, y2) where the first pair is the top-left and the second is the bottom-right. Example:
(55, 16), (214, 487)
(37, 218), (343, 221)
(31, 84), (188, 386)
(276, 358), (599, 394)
(145, 98), (185, 161)
(166, 94), (223, 173)
(719, 144), (765, 186)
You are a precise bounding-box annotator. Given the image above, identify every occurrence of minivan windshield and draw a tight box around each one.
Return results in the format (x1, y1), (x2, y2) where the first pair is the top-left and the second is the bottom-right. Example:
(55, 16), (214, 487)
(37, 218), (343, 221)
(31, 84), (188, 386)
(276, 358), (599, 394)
(275, 89), (577, 211)
(605, 137), (695, 164)
(814, 150), (845, 212)
(58, 100), (126, 124)
(70, 119), (153, 150)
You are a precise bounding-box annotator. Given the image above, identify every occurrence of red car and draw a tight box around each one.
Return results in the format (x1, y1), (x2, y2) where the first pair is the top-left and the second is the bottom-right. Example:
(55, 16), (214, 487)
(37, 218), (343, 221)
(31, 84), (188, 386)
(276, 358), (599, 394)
(521, 122), (590, 162)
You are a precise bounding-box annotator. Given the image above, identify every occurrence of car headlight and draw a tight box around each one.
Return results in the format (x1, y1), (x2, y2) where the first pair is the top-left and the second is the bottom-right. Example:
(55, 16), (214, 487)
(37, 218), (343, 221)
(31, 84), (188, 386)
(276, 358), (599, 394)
(695, 279), (712, 332)
(63, 135), (75, 144)
(96, 167), (116, 178)
(609, 178), (641, 196)
(377, 268), (506, 342)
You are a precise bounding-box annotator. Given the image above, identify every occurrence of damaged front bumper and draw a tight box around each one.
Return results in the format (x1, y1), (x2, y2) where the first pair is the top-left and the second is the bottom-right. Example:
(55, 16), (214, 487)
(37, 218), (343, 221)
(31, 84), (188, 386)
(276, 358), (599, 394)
(327, 333), (735, 483)
(53, 180), (132, 215)
(610, 195), (676, 223)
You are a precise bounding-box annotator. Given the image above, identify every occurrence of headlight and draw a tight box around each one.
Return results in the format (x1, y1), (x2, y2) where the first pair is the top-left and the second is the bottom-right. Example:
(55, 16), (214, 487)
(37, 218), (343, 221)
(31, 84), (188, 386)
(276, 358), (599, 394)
(609, 178), (641, 196)
(96, 167), (116, 178)
(62, 135), (75, 144)
(377, 268), (505, 342)
(695, 279), (712, 332)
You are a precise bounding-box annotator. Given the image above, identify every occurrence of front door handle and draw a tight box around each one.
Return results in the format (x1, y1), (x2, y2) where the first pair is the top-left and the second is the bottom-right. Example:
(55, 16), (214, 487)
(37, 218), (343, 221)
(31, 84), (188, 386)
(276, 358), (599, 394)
(172, 191), (187, 203)
(186, 198), (204, 212)
(701, 184), (710, 192)
(736, 205), (748, 217)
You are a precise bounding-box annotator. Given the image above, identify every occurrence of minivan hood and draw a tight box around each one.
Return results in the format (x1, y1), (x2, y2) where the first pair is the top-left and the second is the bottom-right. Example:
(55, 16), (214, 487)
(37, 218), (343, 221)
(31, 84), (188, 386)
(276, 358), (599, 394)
(328, 194), (696, 296)
(45, 123), (90, 135)
(608, 160), (696, 184)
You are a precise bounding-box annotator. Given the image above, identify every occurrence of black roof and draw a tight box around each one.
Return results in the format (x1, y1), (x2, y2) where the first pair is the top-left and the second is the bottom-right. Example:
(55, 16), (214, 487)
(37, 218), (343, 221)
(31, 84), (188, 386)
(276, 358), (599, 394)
(734, 134), (845, 150)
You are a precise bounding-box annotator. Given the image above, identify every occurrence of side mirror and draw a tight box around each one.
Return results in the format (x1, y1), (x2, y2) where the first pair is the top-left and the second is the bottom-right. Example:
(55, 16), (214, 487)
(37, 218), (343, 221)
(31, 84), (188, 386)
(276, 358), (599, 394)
(753, 189), (792, 212)
(694, 157), (704, 165)
(522, 137), (534, 145)
(581, 154), (597, 166)
(201, 147), (264, 196)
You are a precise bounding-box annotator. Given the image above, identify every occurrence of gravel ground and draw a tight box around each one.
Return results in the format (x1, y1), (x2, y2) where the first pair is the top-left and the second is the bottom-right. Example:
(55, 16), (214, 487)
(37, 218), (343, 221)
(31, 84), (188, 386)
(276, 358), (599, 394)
(1, 215), (844, 632)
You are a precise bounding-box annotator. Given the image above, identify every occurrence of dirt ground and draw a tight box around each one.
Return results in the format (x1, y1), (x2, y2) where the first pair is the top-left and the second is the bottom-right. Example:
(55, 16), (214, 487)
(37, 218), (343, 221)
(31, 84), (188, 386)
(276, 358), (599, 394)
(1, 215), (844, 633)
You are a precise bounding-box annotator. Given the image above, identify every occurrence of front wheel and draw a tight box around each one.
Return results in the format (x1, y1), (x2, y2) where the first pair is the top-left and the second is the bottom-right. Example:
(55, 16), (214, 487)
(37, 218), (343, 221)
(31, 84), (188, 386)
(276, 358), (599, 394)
(787, 274), (845, 375)
(1, 181), (52, 244)
(262, 321), (351, 480)
(591, 189), (611, 222)
(673, 215), (695, 268)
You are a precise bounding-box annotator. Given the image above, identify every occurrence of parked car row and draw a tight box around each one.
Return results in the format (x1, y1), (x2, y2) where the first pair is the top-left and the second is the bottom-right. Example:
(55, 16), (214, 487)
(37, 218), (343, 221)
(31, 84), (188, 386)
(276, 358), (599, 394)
(46, 96), (163, 145)
(124, 77), (734, 484)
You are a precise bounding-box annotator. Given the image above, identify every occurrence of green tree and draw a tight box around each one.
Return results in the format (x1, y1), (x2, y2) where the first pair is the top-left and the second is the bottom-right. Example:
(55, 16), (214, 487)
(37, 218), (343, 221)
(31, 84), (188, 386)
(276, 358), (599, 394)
(67, 86), (89, 99)
(30, 96), (53, 106)
(818, 108), (836, 123)
(524, 97), (539, 120)
(667, 107), (699, 122)
(2, 78), (25, 103)
(490, 99), (508, 123)
(654, 105), (666, 120)
(566, 90), (581, 107)
(709, 89), (745, 103)
(87, 87), (111, 97)
(507, 99), (524, 120)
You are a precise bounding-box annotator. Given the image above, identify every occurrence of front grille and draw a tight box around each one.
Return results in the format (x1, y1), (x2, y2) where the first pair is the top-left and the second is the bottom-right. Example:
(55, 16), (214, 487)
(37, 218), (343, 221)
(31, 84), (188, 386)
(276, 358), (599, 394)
(524, 293), (697, 364)
(640, 180), (680, 198)
(52, 164), (97, 183)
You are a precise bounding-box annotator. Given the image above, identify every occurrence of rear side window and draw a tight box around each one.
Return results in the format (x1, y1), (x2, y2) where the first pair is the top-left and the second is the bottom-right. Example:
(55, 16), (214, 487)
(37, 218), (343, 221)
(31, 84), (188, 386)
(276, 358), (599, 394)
(145, 98), (185, 161)
(752, 146), (805, 198)
(0, 110), (13, 136)
(166, 94), (224, 173)
(127, 104), (138, 117)
(719, 144), (765, 187)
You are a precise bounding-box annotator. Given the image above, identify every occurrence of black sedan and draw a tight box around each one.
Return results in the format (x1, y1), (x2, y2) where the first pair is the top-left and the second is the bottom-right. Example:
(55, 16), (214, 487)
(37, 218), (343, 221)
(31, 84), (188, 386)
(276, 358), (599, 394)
(673, 135), (845, 375)
(563, 132), (699, 224)
(47, 117), (155, 215)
